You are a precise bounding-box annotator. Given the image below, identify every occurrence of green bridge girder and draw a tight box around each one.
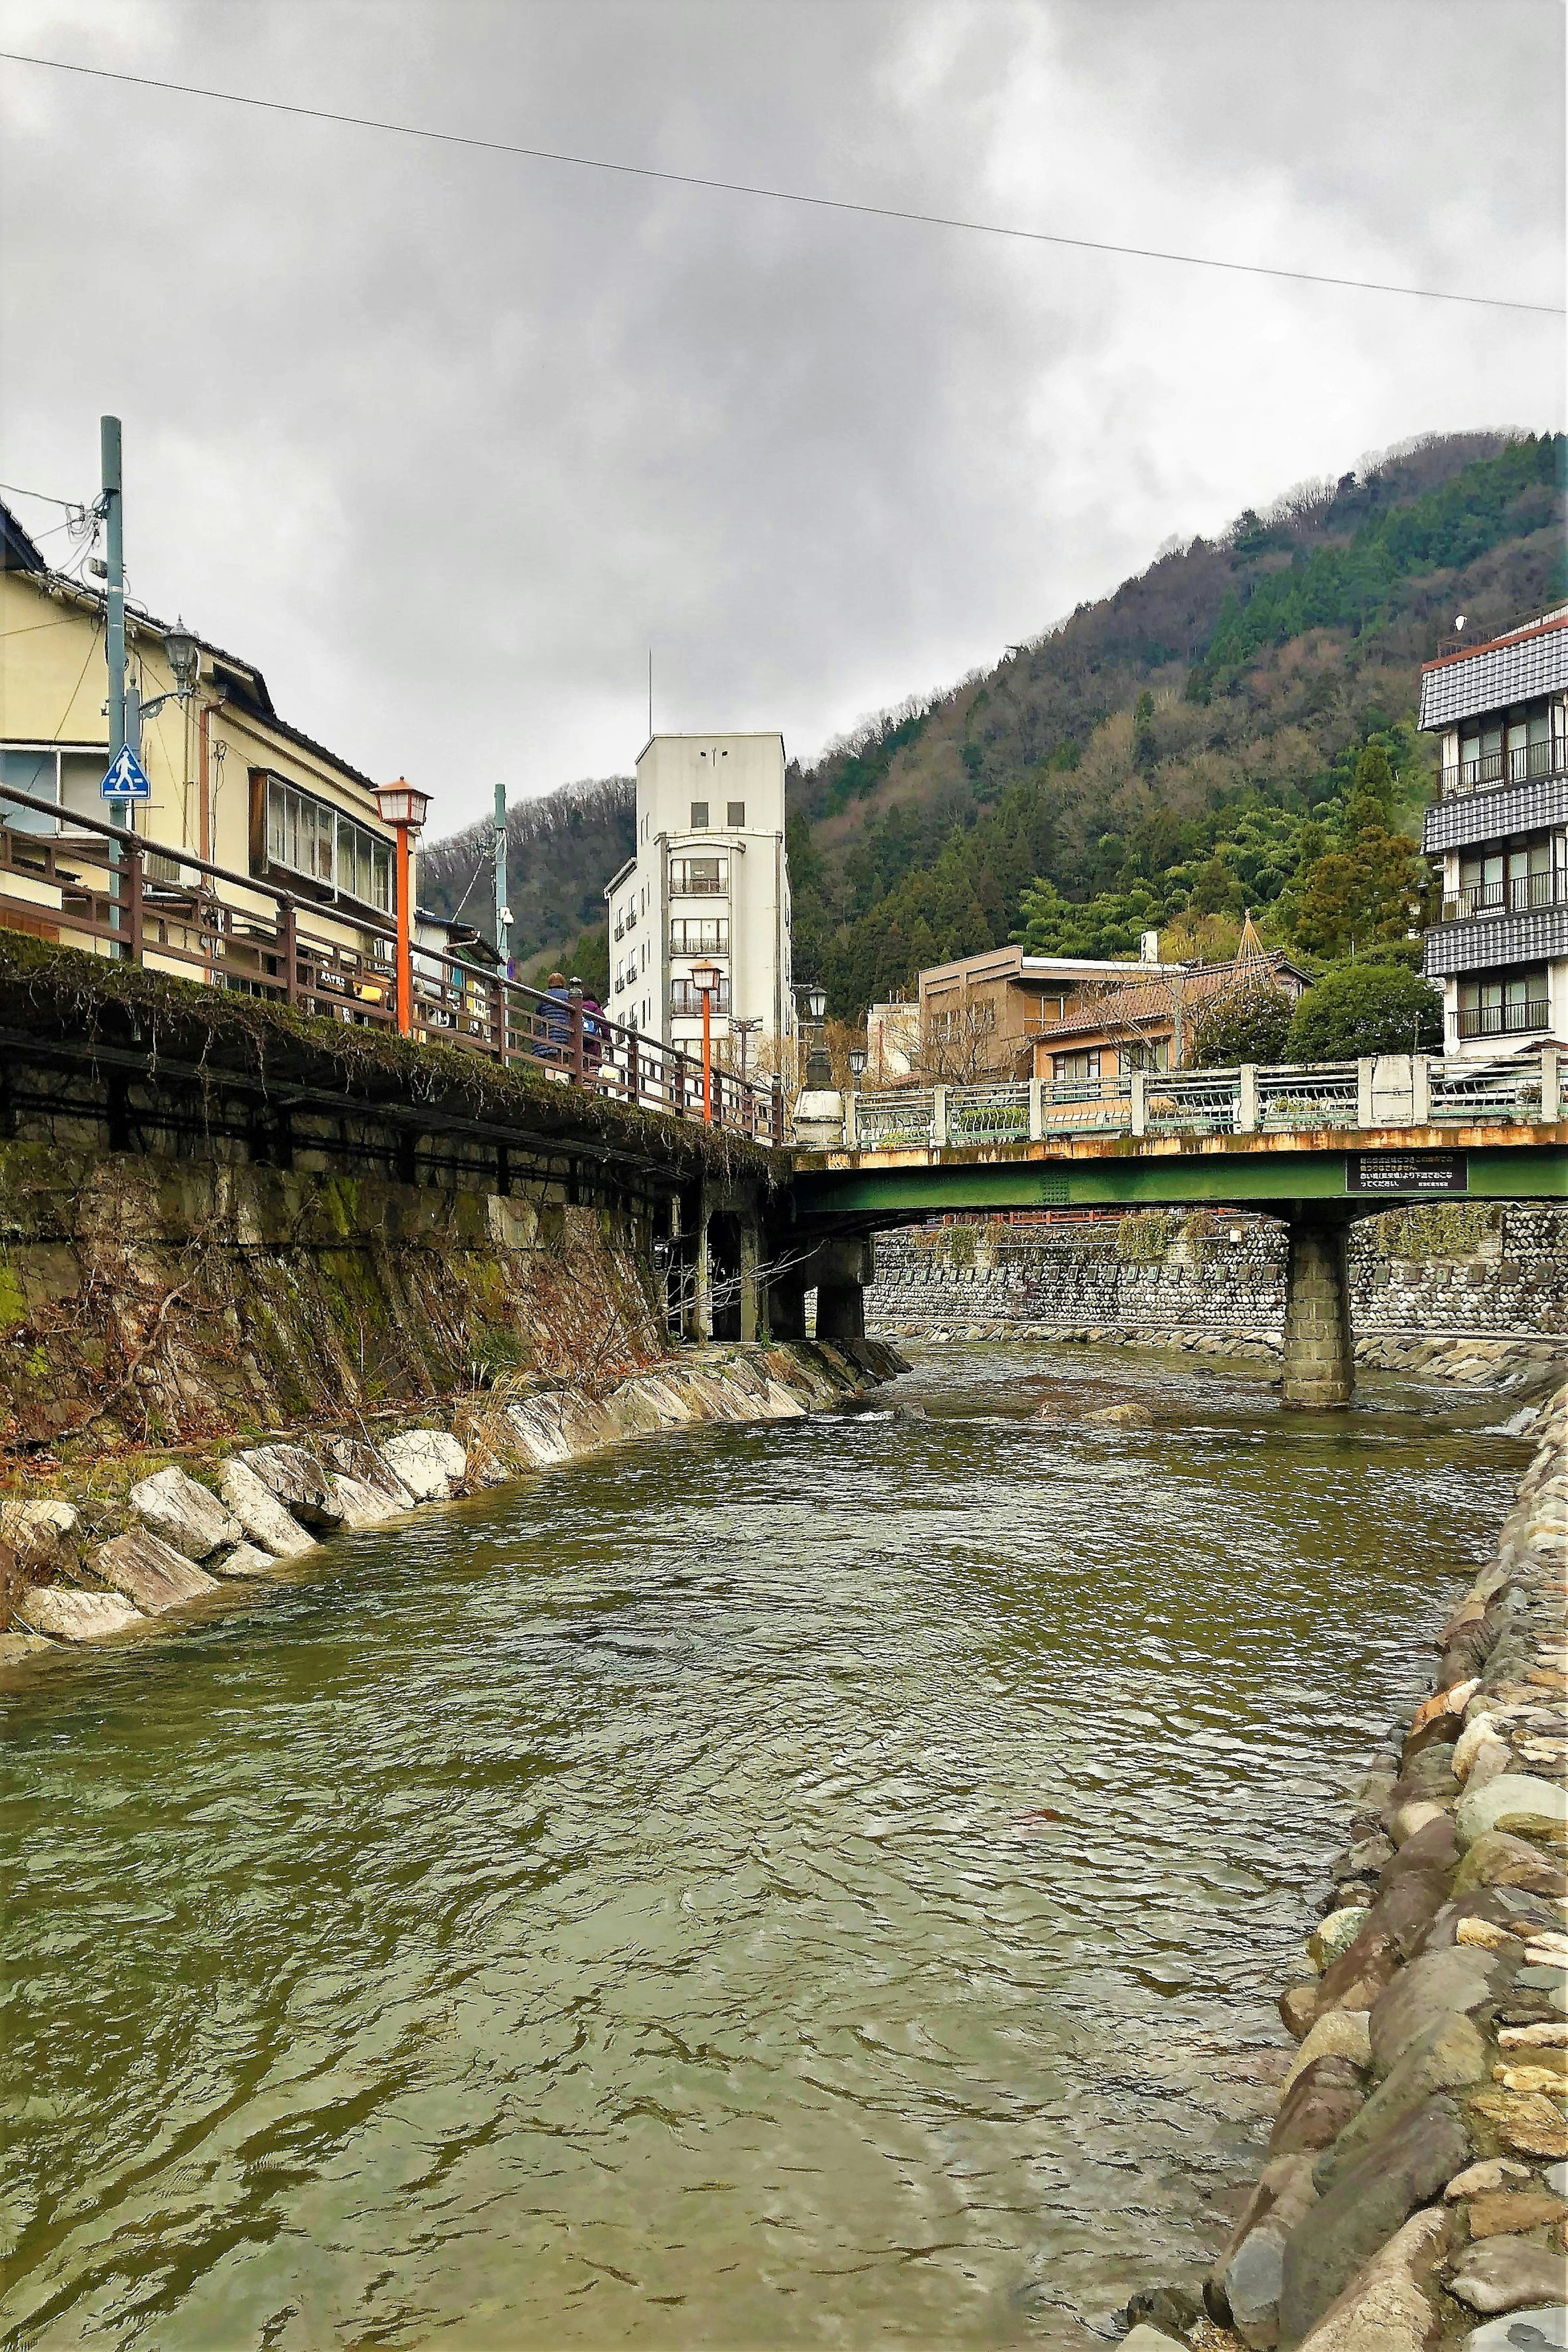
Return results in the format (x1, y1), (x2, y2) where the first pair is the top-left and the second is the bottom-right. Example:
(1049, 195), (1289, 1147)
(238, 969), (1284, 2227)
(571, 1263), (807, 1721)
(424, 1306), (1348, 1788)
(788, 1135), (1568, 1230)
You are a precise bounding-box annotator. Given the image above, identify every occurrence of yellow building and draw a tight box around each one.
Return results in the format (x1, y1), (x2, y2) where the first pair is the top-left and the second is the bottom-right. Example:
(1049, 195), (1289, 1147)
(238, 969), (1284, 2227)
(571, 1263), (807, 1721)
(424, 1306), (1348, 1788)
(0, 497), (400, 1011)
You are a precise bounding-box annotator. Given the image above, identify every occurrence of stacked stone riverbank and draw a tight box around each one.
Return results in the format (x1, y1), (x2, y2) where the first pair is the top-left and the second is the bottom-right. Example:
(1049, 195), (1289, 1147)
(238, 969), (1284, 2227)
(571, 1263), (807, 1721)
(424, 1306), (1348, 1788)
(1125, 1381), (1568, 2352)
(869, 1209), (1568, 1382)
(0, 1338), (906, 1661)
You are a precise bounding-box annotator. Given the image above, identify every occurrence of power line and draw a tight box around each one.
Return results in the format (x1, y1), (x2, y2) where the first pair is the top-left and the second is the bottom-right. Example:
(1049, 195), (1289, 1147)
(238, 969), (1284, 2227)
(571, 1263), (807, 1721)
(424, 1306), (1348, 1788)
(1, 47), (1559, 317)
(0, 479), (82, 508)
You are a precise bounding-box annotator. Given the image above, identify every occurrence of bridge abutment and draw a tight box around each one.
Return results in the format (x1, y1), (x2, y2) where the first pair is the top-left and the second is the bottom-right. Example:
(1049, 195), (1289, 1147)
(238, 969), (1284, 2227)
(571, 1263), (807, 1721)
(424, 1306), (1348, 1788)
(1281, 1208), (1354, 1411)
(814, 1235), (873, 1342)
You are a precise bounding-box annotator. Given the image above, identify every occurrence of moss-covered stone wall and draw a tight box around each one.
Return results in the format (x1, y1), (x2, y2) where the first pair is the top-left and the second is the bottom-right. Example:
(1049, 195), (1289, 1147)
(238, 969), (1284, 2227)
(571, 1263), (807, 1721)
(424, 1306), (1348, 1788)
(0, 1145), (668, 1462)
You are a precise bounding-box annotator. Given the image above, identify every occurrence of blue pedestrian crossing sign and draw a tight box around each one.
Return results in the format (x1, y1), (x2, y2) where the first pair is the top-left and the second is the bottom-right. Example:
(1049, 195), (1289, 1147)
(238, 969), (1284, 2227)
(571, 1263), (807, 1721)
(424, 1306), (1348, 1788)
(100, 744), (151, 800)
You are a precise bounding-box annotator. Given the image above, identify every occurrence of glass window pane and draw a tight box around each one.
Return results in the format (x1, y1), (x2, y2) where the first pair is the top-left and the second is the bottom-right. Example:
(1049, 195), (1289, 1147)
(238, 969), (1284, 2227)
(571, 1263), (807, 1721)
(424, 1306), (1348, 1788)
(1, 747), (60, 832)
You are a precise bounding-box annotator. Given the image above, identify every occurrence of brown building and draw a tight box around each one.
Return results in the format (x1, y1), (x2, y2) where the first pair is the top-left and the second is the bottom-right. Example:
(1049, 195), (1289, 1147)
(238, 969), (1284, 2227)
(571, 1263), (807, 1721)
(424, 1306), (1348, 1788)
(916, 943), (1162, 1082)
(1029, 950), (1313, 1081)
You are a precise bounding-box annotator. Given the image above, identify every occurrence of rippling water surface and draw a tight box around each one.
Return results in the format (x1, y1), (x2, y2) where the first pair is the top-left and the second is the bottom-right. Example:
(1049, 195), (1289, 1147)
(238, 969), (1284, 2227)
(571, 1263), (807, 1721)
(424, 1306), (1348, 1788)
(0, 1342), (1529, 2349)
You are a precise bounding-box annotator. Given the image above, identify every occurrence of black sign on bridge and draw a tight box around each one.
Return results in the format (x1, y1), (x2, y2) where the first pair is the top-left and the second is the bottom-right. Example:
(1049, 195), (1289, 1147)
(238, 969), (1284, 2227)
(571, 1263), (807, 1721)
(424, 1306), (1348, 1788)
(1345, 1150), (1469, 1196)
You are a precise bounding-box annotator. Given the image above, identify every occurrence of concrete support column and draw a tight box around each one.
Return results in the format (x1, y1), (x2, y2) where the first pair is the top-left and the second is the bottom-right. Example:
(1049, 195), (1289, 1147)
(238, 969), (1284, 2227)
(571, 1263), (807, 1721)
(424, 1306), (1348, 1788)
(691, 1193), (713, 1341)
(1281, 1208), (1354, 1411)
(813, 1233), (871, 1342)
(768, 1278), (808, 1340)
(739, 1222), (760, 1342)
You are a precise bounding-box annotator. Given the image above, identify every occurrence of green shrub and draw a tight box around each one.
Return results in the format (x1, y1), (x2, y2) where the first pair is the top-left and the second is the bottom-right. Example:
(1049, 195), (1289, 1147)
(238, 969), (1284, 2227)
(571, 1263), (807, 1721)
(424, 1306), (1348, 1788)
(1286, 963), (1443, 1059)
(1186, 981), (1295, 1068)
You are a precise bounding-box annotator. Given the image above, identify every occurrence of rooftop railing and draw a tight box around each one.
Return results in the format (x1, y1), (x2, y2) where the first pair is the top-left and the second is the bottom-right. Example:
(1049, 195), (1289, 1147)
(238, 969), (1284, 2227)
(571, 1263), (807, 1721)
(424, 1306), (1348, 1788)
(0, 785), (784, 1147)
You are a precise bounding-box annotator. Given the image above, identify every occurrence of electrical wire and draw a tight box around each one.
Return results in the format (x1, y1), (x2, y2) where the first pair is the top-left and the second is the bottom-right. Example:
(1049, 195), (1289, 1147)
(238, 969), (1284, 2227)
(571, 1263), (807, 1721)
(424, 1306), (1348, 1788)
(0, 479), (81, 507)
(0, 48), (1558, 316)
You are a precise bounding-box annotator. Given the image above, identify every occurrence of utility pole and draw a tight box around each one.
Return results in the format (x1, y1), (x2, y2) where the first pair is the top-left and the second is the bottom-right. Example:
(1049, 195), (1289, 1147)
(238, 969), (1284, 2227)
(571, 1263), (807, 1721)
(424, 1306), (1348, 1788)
(492, 783), (510, 968)
(102, 417), (125, 768)
(101, 416), (129, 942)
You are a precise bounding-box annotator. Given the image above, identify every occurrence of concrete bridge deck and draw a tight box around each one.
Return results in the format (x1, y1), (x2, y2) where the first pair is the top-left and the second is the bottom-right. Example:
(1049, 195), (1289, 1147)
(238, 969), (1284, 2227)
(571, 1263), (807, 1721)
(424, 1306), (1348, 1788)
(780, 1056), (1567, 1410)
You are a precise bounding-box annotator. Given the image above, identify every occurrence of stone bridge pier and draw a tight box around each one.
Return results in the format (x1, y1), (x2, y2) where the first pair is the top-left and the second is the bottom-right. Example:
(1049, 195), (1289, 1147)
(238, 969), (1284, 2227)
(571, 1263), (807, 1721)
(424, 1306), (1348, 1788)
(1280, 1206), (1355, 1411)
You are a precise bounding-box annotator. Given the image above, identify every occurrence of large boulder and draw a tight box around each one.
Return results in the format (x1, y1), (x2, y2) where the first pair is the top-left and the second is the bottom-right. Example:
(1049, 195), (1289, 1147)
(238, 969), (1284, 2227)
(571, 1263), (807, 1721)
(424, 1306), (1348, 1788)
(1270, 2058), (1366, 2157)
(217, 1460), (318, 1558)
(1290, 2207), (1452, 2352)
(1313, 2017), (1487, 2190)
(1368, 1948), (1504, 2078)
(0, 1499), (85, 1583)
(379, 1428), (466, 1502)
(1278, 2094), (1472, 2345)
(321, 1439), (417, 1510)
(1446, 2236), (1568, 2315)
(235, 1446), (345, 1528)
(90, 1530), (220, 1614)
(1457, 1775), (1568, 1853)
(128, 1467), (244, 1562)
(1451, 1830), (1568, 1901)
(12, 1585), (145, 1641)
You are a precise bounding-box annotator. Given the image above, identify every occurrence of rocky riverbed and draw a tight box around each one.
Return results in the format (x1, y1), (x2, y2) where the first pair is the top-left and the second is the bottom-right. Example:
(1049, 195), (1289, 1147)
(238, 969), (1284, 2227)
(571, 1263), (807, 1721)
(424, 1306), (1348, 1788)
(1124, 1379), (1568, 2352)
(0, 1339), (906, 1661)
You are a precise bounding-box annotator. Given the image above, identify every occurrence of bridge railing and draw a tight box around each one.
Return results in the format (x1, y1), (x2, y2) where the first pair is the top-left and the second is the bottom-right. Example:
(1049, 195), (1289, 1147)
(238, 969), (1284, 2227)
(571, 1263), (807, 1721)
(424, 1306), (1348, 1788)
(0, 787), (784, 1148)
(844, 1047), (1559, 1151)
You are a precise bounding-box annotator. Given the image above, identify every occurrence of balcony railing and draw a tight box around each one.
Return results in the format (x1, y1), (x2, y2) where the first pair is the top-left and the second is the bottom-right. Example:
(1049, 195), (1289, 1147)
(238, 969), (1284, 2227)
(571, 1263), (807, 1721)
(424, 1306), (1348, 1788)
(1440, 738), (1565, 797)
(669, 929), (729, 955)
(0, 782), (784, 1146)
(1457, 999), (1550, 1040)
(1441, 870), (1568, 921)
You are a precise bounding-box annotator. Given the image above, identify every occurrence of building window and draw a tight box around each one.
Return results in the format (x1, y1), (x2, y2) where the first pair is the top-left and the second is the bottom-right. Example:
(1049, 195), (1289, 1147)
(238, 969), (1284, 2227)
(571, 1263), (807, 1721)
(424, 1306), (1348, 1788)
(1, 744), (119, 834)
(1451, 700), (1561, 793)
(670, 916), (729, 954)
(670, 976), (731, 1016)
(669, 854), (728, 894)
(263, 774), (391, 911)
(690, 801), (709, 828)
(1120, 1039), (1169, 1071)
(726, 800), (746, 827)
(1455, 838), (1559, 917)
(1457, 969), (1549, 1039)
(1053, 1048), (1101, 1082)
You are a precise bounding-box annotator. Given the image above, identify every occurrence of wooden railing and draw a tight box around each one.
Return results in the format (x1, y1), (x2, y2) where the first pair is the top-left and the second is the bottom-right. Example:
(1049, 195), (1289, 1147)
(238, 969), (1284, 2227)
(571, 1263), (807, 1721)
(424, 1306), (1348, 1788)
(0, 786), (785, 1147)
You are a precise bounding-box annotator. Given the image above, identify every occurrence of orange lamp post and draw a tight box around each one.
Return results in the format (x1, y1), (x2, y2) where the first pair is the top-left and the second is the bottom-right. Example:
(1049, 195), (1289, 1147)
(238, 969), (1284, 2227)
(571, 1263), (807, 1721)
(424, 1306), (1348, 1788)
(691, 960), (722, 1123)
(374, 779), (431, 1035)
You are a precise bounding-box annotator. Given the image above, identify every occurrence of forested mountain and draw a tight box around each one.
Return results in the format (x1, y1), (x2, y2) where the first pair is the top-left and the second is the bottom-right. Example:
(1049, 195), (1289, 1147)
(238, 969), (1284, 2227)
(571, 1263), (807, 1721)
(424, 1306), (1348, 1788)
(419, 774), (633, 979)
(421, 429), (1564, 1016)
(789, 431), (1564, 1012)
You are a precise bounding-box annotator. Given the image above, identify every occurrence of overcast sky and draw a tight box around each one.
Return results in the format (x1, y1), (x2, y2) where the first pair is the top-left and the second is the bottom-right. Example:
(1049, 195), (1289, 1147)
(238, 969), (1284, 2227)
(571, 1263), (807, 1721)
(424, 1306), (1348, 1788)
(1, 0), (1562, 836)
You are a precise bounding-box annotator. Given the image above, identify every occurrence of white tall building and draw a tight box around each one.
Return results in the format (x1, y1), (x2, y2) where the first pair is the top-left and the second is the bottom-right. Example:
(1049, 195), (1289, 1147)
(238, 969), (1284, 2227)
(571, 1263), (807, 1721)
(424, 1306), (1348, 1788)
(604, 733), (793, 1064)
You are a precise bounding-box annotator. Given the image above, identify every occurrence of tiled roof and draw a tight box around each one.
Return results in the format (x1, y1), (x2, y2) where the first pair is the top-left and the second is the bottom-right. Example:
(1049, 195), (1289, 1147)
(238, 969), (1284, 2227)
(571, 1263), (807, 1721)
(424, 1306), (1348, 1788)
(1419, 612), (1568, 732)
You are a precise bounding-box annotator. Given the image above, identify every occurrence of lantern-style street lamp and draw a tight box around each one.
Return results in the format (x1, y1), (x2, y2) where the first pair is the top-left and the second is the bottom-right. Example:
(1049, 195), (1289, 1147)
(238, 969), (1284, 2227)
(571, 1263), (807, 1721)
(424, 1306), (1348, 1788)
(847, 1046), (867, 1085)
(794, 981), (830, 1088)
(690, 959), (722, 1123)
(374, 778), (432, 1036)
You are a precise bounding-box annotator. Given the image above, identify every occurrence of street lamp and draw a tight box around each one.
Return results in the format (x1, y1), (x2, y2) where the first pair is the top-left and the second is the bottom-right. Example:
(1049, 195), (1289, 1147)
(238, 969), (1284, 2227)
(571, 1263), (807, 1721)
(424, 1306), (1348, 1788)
(690, 959), (722, 1123)
(374, 778), (432, 1036)
(794, 982), (830, 1088)
(847, 1046), (867, 1083)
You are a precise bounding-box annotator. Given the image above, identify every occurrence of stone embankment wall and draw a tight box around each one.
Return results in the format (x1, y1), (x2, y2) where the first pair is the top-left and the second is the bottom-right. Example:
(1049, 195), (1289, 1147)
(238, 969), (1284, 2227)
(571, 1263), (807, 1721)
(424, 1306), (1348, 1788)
(0, 1338), (906, 1658)
(0, 1144), (673, 1456)
(1126, 1383), (1567, 2352)
(870, 1210), (1568, 1387)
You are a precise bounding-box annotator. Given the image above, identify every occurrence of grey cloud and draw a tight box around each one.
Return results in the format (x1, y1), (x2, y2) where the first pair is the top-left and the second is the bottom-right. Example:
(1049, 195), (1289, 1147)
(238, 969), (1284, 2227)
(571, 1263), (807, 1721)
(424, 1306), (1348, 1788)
(0, 0), (1560, 835)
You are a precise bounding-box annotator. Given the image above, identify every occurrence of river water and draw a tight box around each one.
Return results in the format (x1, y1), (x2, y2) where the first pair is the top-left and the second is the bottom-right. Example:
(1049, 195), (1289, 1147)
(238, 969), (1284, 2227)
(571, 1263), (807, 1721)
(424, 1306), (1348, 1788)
(0, 1342), (1531, 2350)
